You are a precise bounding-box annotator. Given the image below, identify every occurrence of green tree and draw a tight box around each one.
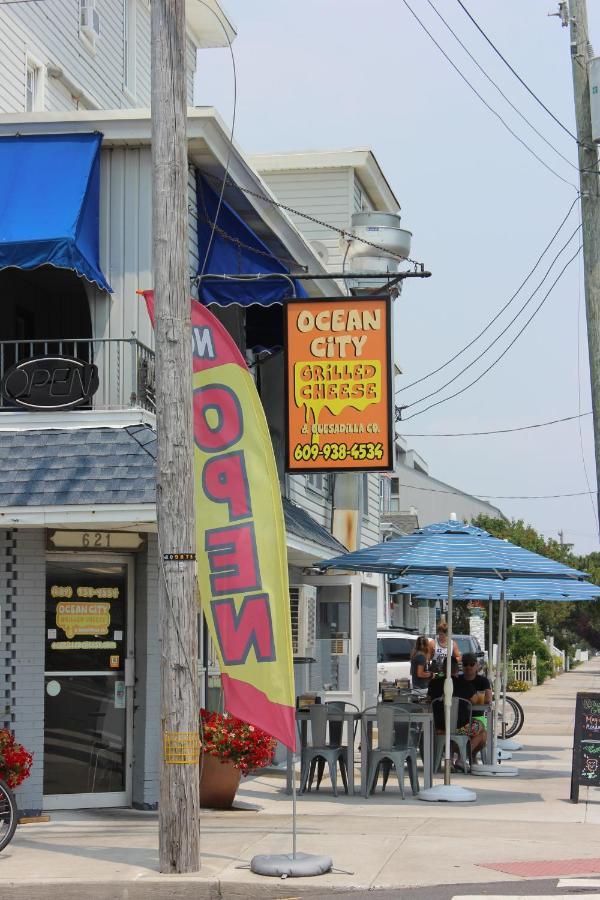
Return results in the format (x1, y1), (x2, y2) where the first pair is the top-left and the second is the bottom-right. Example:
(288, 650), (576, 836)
(471, 514), (600, 656)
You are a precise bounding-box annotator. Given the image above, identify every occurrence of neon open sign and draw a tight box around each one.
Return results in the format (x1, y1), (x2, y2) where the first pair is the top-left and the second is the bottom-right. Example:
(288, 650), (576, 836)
(1, 356), (99, 410)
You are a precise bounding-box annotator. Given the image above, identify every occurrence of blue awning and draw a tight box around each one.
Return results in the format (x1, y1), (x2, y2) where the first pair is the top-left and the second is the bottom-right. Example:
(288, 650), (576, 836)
(196, 173), (306, 306)
(0, 133), (111, 292)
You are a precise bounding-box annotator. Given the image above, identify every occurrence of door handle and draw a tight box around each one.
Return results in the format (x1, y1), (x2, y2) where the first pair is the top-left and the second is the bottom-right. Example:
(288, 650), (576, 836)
(356, 654), (360, 670)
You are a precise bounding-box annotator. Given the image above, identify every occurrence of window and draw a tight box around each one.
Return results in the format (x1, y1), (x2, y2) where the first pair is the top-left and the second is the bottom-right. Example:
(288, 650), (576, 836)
(362, 473), (370, 519)
(388, 476), (400, 512)
(306, 473), (330, 495)
(80, 0), (101, 49)
(123, 0), (136, 96)
(377, 636), (414, 663)
(25, 58), (44, 112)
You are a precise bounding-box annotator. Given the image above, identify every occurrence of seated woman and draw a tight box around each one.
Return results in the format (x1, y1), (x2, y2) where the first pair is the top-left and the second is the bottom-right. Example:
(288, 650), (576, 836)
(410, 635), (434, 697)
(427, 656), (487, 765)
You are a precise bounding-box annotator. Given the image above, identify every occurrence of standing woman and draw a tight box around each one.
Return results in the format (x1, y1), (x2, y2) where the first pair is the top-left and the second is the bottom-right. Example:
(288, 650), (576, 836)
(410, 635), (434, 696)
(429, 619), (461, 671)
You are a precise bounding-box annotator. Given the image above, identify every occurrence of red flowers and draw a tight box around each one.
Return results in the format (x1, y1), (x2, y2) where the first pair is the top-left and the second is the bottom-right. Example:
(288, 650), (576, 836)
(0, 730), (33, 789)
(200, 709), (276, 777)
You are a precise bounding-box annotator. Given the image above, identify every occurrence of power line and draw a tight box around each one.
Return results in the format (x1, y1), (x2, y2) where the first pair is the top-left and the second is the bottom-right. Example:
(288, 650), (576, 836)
(394, 481), (593, 500)
(400, 412), (592, 437)
(398, 196), (580, 393)
(399, 245), (582, 421)
(399, 0), (577, 189)
(399, 223), (581, 409)
(201, 170), (426, 269)
(425, 0), (578, 172)
(455, 0), (579, 144)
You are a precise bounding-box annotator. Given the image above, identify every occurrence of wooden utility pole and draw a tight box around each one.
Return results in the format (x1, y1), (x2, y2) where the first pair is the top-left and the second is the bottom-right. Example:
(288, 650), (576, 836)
(568, 0), (600, 529)
(151, 0), (200, 872)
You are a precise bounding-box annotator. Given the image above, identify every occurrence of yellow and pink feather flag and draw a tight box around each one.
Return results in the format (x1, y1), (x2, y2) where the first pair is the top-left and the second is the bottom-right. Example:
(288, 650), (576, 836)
(141, 291), (296, 751)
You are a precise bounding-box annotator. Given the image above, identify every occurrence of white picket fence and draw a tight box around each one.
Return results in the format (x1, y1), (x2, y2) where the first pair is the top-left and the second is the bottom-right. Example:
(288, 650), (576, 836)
(510, 654), (537, 686)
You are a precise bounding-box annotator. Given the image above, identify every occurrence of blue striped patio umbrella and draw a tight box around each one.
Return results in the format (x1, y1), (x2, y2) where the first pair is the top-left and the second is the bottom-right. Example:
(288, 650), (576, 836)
(319, 519), (592, 800)
(393, 574), (600, 601)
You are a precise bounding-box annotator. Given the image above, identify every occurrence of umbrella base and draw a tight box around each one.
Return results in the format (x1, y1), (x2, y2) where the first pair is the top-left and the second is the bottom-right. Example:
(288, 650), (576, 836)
(471, 763), (519, 777)
(418, 784), (477, 802)
(498, 738), (522, 751)
(250, 852), (333, 877)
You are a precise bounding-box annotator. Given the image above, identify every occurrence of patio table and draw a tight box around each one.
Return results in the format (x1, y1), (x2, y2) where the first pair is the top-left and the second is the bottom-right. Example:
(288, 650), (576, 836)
(286, 707), (361, 795)
(361, 705), (434, 796)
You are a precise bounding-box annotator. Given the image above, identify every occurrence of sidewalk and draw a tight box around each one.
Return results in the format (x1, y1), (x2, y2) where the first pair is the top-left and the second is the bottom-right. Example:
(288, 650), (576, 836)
(2, 660), (600, 899)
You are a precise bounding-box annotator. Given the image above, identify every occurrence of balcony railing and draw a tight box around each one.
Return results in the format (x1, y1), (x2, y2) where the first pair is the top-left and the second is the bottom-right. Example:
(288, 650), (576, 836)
(0, 338), (155, 413)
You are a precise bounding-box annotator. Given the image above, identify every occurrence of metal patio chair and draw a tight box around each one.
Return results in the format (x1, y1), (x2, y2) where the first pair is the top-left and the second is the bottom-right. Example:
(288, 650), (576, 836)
(310, 701), (360, 793)
(299, 703), (348, 797)
(364, 704), (419, 798)
(432, 696), (473, 774)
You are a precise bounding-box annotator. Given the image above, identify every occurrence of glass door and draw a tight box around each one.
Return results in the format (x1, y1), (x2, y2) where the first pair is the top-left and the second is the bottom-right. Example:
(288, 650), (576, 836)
(43, 559), (133, 809)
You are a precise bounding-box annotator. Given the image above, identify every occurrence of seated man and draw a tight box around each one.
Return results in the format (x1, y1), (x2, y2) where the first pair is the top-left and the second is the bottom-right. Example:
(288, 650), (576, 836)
(427, 656), (487, 765)
(460, 651), (492, 704)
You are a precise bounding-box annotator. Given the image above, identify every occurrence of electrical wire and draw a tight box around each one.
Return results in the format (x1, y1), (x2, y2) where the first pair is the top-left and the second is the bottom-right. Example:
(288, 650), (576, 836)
(399, 411), (592, 437)
(392, 481), (594, 500)
(425, 0), (578, 172)
(400, 222), (581, 409)
(400, 197), (580, 393)
(201, 170), (426, 269)
(455, 0), (579, 144)
(196, 0), (237, 282)
(398, 196), (579, 393)
(399, 245), (582, 421)
(399, 0), (578, 189)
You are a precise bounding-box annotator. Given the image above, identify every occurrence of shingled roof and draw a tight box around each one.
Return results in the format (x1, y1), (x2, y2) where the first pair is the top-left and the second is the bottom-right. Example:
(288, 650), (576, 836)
(0, 426), (347, 556)
(0, 425), (156, 507)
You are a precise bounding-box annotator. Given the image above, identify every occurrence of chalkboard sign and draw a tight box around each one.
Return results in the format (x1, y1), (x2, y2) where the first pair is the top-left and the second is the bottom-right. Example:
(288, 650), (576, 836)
(570, 692), (600, 802)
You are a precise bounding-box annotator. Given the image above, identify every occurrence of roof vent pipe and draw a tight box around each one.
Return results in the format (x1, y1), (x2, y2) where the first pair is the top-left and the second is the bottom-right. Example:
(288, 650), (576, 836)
(344, 210), (412, 295)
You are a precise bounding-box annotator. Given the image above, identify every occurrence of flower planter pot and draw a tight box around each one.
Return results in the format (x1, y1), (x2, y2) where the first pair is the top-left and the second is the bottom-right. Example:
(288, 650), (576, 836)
(199, 752), (241, 810)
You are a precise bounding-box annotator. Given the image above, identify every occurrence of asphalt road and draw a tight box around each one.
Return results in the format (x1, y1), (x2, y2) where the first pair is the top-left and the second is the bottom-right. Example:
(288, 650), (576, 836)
(325, 878), (598, 900)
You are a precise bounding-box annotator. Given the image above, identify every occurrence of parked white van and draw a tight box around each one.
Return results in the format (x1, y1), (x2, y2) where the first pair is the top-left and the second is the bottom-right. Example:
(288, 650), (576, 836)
(377, 629), (418, 690)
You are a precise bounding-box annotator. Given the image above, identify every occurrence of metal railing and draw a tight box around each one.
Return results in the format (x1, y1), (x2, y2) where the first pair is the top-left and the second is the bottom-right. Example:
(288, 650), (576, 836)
(0, 338), (155, 412)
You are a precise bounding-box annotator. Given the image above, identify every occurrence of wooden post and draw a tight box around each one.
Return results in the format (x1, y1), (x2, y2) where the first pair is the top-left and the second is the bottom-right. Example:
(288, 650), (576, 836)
(569, 0), (600, 528)
(151, 0), (200, 872)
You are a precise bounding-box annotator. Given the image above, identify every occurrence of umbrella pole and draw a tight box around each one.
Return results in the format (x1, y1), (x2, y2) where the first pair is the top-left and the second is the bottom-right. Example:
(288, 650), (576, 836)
(502, 600), (509, 739)
(488, 595), (494, 684)
(418, 565), (476, 801)
(444, 567), (454, 786)
(491, 597), (504, 765)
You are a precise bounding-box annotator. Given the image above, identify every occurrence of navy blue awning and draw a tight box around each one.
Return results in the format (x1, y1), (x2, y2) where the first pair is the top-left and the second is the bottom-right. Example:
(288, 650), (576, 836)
(196, 174), (306, 306)
(0, 132), (111, 292)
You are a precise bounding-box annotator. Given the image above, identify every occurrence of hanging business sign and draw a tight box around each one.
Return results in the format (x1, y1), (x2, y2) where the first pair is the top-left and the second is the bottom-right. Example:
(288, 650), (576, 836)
(285, 297), (393, 472)
(1, 356), (99, 410)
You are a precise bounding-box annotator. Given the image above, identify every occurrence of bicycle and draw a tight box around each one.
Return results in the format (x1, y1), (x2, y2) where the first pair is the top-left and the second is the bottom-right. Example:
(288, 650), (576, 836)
(0, 779), (18, 852)
(497, 694), (524, 738)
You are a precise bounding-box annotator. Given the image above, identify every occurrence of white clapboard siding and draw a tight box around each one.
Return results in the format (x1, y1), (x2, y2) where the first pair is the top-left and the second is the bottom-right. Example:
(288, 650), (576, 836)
(256, 169), (352, 272)
(287, 475), (331, 529)
(360, 473), (382, 547)
(0, 10), (30, 112)
(354, 174), (374, 212)
(94, 145), (199, 351)
(2, 0), (196, 112)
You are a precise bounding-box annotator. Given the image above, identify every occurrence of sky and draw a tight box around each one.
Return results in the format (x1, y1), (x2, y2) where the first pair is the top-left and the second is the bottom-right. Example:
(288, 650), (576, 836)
(195, 0), (600, 556)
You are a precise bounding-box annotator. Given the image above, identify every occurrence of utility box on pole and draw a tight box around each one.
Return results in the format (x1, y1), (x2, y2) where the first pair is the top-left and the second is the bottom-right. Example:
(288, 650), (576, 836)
(589, 56), (600, 141)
